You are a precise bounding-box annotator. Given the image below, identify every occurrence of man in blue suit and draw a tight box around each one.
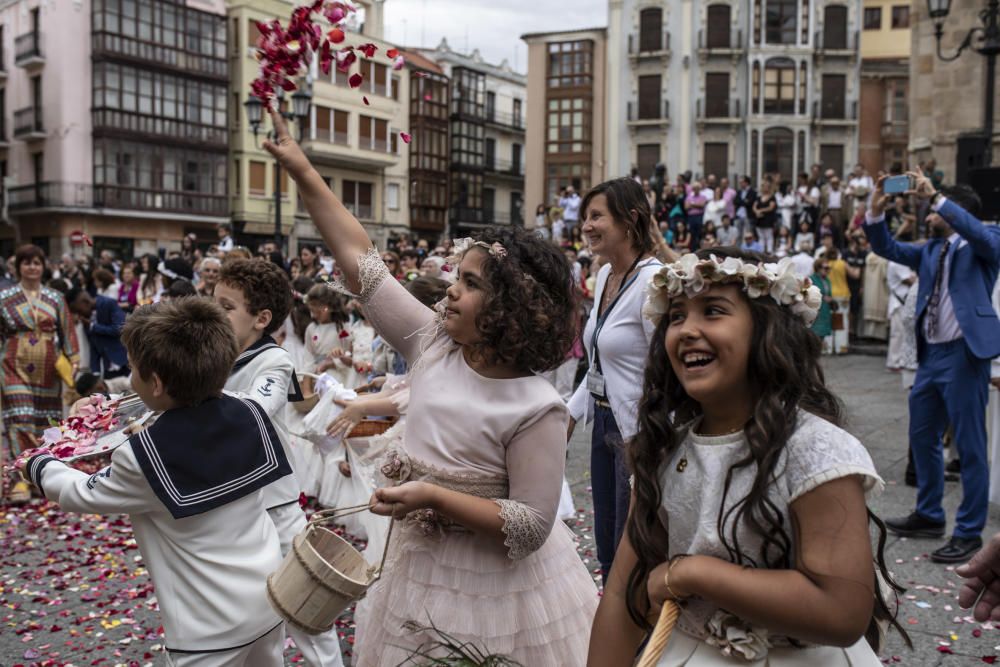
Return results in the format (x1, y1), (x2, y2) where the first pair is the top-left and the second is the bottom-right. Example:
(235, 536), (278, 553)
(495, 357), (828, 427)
(864, 168), (1000, 563)
(66, 287), (129, 380)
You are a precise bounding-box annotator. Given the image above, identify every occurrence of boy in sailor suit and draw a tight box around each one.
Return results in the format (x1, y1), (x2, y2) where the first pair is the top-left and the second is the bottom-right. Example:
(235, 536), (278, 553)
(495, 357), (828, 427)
(215, 258), (345, 667)
(25, 298), (291, 666)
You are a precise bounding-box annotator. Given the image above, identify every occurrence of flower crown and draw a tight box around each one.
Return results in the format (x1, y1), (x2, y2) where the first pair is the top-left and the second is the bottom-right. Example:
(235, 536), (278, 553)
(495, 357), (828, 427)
(447, 238), (507, 266)
(643, 254), (823, 325)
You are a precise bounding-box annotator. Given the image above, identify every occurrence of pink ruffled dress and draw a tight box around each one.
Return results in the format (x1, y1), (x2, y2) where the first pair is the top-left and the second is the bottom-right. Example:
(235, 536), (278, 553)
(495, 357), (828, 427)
(342, 249), (599, 666)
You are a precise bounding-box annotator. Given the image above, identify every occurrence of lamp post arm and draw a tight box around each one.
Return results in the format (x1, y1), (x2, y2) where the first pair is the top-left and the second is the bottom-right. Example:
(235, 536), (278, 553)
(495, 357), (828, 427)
(934, 23), (980, 61)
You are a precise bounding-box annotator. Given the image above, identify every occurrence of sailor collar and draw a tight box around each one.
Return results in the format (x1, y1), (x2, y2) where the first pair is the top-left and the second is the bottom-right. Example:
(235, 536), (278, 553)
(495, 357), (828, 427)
(233, 335), (304, 402)
(130, 395), (293, 519)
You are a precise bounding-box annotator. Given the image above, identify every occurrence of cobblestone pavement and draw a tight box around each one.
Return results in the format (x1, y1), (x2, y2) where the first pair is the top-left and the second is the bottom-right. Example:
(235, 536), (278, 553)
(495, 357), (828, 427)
(2, 355), (999, 665)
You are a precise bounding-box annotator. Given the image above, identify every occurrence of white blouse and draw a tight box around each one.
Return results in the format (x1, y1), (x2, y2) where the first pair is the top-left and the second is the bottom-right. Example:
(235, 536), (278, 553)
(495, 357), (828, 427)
(568, 258), (662, 439)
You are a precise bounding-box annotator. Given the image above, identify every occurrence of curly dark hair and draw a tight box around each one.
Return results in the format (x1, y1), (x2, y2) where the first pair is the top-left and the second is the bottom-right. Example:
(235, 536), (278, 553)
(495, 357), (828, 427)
(624, 247), (908, 650)
(219, 258), (292, 335)
(459, 226), (577, 372)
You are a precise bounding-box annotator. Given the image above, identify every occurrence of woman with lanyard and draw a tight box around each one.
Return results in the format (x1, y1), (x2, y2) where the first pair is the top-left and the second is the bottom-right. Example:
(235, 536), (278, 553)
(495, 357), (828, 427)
(568, 177), (664, 584)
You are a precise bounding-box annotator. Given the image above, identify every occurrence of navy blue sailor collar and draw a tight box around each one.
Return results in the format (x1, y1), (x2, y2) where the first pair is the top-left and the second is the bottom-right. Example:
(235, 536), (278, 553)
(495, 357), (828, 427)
(233, 334), (304, 402)
(130, 395), (293, 519)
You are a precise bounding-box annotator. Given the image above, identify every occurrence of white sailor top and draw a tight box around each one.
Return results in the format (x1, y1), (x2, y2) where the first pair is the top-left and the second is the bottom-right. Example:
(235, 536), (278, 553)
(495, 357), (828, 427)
(27, 395), (291, 653)
(225, 335), (304, 510)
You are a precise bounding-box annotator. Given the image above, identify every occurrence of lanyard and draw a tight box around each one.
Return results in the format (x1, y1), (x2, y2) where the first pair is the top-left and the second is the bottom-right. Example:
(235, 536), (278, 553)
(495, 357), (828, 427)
(590, 255), (646, 373)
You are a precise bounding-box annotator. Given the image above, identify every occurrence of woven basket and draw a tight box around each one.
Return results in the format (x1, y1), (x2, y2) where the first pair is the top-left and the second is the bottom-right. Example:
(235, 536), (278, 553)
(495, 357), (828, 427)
(267, 504), (393, 635)
(347, 418), (396, 438)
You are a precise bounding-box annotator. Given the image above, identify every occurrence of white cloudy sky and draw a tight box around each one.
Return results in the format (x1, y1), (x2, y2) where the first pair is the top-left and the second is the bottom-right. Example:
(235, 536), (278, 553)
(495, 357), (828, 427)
(383, 0), (607, 73)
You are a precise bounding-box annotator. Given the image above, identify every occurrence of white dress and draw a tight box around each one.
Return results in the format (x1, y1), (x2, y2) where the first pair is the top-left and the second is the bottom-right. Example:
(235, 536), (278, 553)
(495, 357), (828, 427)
(340, 249), (599, 666)
(656, 411), (884, 666)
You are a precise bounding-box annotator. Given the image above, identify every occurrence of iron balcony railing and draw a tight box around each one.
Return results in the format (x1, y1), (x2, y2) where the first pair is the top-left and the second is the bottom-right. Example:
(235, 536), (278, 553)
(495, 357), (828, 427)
(698, 29), (744, 50)
(627, 99), (670, 122)
(628, 31), (671, 54)
(13, 106), (43, 136)
(7, 181), (228, 216)
(14, 31), (41, 64)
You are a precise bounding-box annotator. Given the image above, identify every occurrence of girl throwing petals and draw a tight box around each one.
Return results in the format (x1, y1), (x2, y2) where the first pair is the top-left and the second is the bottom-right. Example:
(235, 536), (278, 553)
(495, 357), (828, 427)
(264, 112), (598, 666)
(588, 248), (909, 666)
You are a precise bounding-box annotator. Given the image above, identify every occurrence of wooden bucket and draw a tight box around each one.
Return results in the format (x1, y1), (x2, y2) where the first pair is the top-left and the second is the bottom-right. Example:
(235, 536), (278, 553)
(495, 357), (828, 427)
(266, 504), (393, 635)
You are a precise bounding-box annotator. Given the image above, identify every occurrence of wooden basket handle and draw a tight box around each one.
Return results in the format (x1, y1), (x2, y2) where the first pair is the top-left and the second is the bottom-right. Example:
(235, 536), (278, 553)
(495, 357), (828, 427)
(306, 502), (395, 584)
(636, 600), (680, 667)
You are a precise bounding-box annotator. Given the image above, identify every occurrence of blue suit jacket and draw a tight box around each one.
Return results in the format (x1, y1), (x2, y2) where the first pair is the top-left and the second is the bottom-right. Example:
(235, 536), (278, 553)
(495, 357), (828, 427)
(865, 199), (1000, 361)
(88, 295), (128, 372)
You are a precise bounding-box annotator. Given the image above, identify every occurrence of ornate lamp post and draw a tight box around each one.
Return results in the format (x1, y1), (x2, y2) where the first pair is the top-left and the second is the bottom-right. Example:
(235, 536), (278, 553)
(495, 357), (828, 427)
(927, 0), (1000, 165)
(243, 85), (313, 251)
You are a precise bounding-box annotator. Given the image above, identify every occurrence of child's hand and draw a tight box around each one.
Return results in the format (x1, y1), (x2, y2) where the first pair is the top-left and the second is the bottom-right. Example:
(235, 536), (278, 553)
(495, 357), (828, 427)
(647, 556), (697, 617)
(326, 399), (364, 438)
(262, 111), (314, 180)
(368, 481), (437, 518)
(69, 395), (102, 417)
(338, 460), (352, 478)
(355, 376), (387, 393)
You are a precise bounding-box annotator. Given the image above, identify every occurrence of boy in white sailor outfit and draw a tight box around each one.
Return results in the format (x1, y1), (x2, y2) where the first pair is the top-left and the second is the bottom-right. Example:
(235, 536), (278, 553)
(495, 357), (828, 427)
(26, 298), (290, 666)
(215, 258), (345, 667)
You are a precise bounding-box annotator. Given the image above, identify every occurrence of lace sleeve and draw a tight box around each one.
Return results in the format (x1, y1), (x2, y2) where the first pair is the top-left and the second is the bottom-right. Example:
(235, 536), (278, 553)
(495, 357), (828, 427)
(328, 246), (391, 304)
(329, 247), (439, 363)
(495, 498), (548, 560)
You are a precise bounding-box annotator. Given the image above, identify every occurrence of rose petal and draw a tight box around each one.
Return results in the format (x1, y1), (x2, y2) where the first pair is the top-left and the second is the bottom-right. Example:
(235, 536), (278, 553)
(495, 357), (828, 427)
(400, 131), (411, 144)
(386, 48), (399, 59)
(363, 96), (369, 105)
(328, 27), (345, 43)
(349, 73), (364, 88)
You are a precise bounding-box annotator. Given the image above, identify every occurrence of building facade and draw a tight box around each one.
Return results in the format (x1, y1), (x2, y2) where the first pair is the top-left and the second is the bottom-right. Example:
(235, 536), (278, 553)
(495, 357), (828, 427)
(416, 39), (526, 237)
(402, 49), (449, 241)
(521, 27), (608, 224)
(0, 0), (229, 260)
(908, 0), (1000, 183)
(858, 0), (910, 174)
(230, 0), (409, 253)
(607, 0), (862, 184)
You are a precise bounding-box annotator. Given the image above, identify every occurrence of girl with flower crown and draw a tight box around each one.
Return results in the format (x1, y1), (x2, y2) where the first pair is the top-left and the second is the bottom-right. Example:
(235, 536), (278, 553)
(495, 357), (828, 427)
(263, 113), (598, 665)
(588, 248), (909, 666)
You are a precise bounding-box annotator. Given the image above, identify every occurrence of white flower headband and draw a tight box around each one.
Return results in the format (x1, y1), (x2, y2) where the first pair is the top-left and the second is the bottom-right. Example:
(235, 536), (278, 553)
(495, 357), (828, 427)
(643, 254), (823, 326)
(446, 237), (507, 267)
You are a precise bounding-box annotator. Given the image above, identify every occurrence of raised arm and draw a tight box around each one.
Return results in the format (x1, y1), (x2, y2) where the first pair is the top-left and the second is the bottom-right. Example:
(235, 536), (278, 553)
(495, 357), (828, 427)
(863, 176), (923, 270)
(263, 111), (373, 294)
(265, 112), (436, 354)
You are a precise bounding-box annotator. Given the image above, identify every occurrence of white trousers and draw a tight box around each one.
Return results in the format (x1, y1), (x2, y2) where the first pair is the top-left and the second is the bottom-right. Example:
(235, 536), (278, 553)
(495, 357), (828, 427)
(267, 503), (346, 667)
(165, 624), (284, 667)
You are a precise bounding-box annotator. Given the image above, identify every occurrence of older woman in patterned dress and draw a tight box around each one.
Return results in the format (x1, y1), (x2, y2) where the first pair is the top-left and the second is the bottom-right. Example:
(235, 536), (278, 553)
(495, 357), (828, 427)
(1, 244), (78, 502)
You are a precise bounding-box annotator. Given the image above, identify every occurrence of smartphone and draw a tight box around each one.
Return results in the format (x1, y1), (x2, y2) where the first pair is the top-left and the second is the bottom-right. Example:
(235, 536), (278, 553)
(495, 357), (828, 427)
(883, 175), (911, 195)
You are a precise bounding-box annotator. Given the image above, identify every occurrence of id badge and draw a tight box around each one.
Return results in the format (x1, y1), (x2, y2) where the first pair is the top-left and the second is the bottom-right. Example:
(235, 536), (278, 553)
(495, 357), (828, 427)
(586, 368), (606, 397)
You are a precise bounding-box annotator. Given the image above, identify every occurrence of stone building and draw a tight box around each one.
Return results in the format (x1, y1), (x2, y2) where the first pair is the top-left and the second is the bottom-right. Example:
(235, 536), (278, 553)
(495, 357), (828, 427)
(521, 27), (608, 219)
(606, 0), (863, 184)
(0, 0), (230, 260)
(908, 0), (1000, 182)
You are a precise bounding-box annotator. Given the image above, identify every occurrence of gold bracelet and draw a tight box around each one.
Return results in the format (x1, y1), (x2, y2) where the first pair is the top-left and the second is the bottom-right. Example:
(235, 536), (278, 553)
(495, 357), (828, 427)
(664, 554), (690, 601)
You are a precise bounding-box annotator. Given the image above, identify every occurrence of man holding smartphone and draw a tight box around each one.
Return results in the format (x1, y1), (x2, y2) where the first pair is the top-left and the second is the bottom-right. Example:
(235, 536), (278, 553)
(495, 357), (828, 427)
(863, 168), (1000, 563)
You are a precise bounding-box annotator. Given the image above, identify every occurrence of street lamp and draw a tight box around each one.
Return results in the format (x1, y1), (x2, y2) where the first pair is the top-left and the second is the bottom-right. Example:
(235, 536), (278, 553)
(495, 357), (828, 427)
(244, 84), (313, 251)
(927, 0), (1000, 165)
